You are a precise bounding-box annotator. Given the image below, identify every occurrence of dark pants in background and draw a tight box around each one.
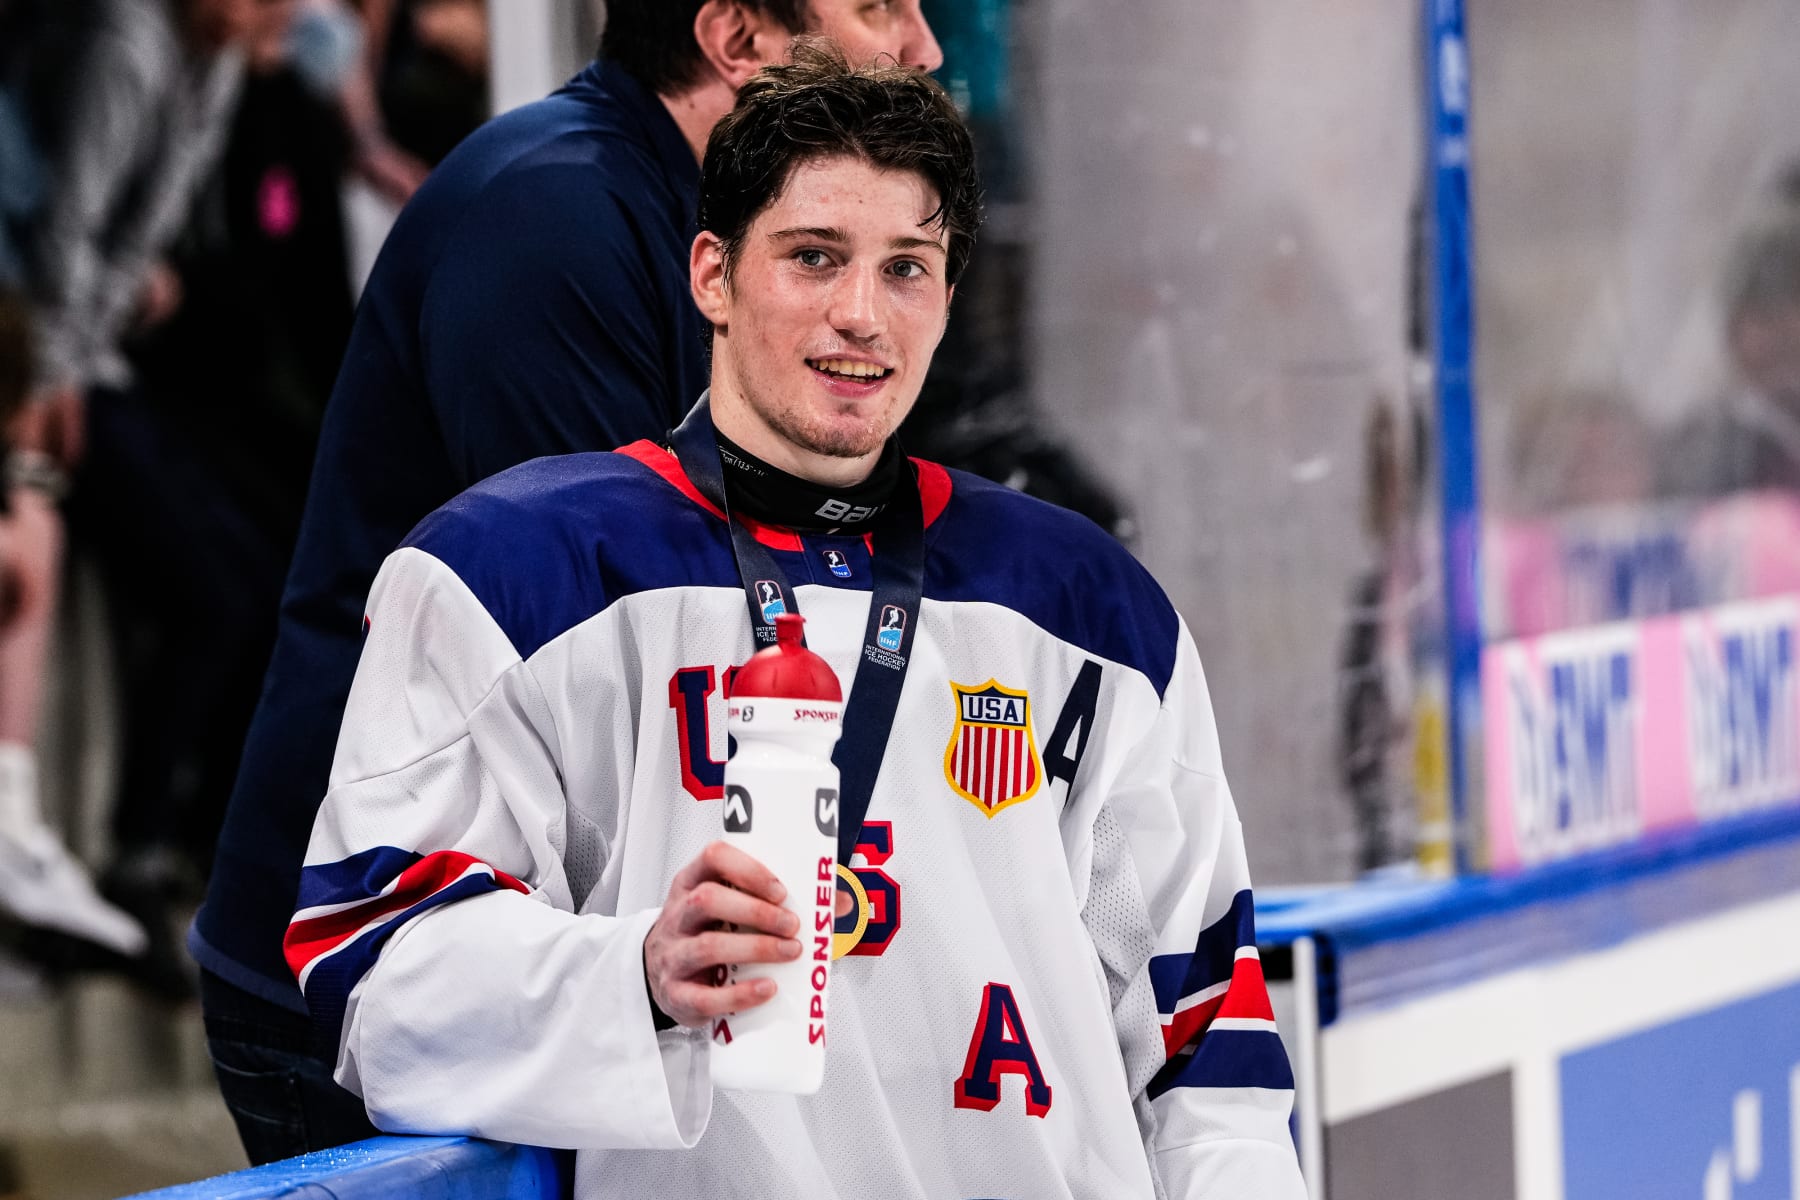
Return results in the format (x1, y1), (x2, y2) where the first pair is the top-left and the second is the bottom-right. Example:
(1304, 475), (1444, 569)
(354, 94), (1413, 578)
(200, 970), (378, 1165)
(65, 387), (286, 991)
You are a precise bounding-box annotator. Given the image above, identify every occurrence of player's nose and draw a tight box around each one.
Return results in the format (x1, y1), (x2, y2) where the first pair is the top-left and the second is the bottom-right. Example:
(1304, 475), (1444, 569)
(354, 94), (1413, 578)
(829, 265), (884, 340)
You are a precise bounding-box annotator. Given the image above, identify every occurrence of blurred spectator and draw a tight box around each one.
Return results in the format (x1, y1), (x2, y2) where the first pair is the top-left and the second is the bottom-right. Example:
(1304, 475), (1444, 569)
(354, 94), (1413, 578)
(0, 288), (147, 960)
(1664, 172), (1800, 496)
(116, 0), (357, 904)
(27, 0), (250, 421)
(294, 0), (430, 203)
(365, 0), (488, 166)
(1337, 401), (1427, 872)
(21, 0), (261, 996)
(140, 0), (355, 550)
(193, 0), (944, 1166)
(1510, 388), (1657, 515)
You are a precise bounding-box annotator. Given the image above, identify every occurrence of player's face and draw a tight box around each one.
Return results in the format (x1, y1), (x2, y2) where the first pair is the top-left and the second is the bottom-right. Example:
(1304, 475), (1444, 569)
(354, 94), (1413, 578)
(695, 155), (953, 483)
(803, 0), (944, 73)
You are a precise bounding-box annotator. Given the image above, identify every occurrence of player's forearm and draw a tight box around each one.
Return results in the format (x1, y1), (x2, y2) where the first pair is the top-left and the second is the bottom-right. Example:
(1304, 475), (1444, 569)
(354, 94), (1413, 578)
(339, 892), (713, 1150)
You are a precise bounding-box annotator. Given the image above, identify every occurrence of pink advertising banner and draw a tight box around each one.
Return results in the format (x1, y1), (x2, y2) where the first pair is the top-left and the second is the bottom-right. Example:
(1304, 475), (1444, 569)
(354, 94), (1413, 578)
(1483, 596), (1800, 870)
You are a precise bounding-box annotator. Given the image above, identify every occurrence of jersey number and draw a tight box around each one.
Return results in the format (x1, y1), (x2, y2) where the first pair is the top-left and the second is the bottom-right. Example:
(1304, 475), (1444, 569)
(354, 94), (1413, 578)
(834, 821), (900, 957)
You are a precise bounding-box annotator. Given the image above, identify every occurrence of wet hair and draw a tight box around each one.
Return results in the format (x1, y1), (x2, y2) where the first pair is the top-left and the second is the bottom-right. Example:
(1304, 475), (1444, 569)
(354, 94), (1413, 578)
(698, 39), (983, 288)
(599, 0), (808, 96)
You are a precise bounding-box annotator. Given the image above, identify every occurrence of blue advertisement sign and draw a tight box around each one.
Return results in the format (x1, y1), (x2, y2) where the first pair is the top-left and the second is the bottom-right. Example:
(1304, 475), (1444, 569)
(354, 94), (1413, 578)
(1561, 980), (1800, 1199)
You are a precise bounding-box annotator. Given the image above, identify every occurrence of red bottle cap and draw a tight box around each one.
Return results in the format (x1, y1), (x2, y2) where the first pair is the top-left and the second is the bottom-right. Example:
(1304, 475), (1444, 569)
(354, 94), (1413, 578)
(732, 613), (843, 701)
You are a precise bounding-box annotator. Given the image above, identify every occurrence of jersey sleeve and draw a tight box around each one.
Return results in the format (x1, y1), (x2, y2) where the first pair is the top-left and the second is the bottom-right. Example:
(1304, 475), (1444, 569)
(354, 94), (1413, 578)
(284, 545), (711, 1150)
(417, 160), (686, 487)
(1083, 619), (1307, 1198)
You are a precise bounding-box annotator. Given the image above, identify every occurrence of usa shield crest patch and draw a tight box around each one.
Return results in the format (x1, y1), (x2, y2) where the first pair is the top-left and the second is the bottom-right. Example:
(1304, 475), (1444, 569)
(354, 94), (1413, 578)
(944, 680), (1043, 817)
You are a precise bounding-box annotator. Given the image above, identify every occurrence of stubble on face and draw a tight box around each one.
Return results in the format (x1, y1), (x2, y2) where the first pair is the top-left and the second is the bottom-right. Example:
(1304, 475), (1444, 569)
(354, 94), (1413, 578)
(751, 380), (895, 461)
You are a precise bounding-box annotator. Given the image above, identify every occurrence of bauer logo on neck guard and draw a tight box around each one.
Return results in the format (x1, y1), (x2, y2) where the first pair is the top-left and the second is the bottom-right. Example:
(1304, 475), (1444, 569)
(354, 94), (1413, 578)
(945, 680), (1043, 817)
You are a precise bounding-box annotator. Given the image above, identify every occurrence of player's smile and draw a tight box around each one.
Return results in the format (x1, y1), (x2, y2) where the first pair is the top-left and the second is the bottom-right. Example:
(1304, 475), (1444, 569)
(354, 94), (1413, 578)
(804, 355), (895, 398)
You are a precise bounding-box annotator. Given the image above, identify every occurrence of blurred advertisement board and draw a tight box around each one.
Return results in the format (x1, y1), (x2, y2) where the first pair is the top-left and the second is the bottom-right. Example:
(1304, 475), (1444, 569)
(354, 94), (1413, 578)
(1483, 591), (1800, 870)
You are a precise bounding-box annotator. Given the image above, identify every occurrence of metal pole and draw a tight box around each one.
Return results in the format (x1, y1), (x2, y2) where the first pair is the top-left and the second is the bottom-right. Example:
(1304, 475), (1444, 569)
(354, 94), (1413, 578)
(1424, 0), (1483, 873)
(1292, 936), (1326, 1200)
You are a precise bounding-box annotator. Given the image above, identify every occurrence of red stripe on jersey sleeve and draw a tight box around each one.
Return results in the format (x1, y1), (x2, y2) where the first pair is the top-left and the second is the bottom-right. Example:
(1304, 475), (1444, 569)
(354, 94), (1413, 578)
(284, 850), (528, 978)
(1159, 954), (1276, 1060)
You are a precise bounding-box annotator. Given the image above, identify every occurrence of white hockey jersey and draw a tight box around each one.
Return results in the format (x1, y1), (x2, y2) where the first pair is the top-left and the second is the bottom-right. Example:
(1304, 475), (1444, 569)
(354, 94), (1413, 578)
(287, 443), (1305, 1200)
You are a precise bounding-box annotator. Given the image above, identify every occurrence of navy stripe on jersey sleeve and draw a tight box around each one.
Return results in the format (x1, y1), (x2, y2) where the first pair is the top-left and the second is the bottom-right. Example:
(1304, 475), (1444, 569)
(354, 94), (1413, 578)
(924, 470), (1181, 696)
(1148, 889), (1254, 1014)
(286, 848), (530, 1048)
(1148, 1030), (1296, 1099)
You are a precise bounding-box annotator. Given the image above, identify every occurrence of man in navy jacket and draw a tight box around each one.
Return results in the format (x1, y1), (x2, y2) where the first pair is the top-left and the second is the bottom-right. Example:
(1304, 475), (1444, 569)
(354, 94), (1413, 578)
(191, 0), (941, 1164)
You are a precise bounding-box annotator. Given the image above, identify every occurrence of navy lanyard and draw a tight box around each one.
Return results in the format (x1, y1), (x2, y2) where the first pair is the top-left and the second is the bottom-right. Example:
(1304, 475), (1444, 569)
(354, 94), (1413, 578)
(669, 394), (924, 864)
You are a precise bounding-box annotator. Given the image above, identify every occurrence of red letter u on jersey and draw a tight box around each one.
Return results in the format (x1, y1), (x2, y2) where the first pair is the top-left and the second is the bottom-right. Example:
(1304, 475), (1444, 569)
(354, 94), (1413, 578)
(670, 666), (727, 800)
(953, 982), (1052, 1117)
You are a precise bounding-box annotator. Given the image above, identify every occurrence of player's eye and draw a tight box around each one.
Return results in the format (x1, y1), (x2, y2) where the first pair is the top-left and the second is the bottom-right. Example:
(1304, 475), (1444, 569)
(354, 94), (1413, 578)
(796, 249), (830, 268)
(890, 259), (928, 280)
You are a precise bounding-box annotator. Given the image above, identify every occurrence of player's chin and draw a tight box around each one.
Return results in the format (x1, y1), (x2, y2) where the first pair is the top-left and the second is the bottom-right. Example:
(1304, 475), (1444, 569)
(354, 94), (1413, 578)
(802, 428), (887, 461)
(798, 408), (898, 460)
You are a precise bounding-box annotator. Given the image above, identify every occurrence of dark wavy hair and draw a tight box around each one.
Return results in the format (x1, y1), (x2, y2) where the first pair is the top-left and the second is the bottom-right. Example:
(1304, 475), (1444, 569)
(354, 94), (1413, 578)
(599, 0), (808, 96)
(698, 39), (984, 288)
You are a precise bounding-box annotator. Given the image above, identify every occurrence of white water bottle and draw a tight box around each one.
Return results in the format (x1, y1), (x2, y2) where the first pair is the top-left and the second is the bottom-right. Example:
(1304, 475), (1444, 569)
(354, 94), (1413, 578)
(711, 612), (844, 1093)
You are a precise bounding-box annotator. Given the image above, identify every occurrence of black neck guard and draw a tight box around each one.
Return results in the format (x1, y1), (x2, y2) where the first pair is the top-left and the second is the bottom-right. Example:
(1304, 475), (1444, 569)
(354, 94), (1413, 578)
(716, 431), (902, 533)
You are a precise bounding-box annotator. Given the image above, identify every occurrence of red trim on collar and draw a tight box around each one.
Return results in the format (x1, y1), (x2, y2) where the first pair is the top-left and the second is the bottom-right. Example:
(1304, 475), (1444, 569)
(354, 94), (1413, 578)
(618, 440), (721, 516)
(912, 458), (952, 528)
(615, 441), (802, 550)
(615, 441), (954, 549)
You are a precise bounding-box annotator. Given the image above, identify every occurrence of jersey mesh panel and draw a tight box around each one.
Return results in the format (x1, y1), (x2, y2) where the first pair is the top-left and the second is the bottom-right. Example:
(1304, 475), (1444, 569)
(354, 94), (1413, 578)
(1084, 798), (1166, 1099)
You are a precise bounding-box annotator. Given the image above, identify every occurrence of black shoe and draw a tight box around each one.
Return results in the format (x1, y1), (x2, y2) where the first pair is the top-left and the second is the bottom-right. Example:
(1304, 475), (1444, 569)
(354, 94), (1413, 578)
(95, 850), (200, 1003)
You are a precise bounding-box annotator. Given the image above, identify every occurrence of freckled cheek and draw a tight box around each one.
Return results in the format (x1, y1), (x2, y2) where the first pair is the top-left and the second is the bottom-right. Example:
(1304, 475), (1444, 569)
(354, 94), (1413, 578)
(887, 292), (950, 346)
(884, 284), (947, 318)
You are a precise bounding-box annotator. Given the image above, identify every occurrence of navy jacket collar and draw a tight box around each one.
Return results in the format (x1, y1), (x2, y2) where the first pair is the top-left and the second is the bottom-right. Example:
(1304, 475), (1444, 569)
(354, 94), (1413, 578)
(570, 59), (700, 199)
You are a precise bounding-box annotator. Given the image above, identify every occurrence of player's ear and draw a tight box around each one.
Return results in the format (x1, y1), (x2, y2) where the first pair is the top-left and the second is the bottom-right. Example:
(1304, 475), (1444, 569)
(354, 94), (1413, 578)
(691, 231), (731, 332)
(693, 0), (791, 91)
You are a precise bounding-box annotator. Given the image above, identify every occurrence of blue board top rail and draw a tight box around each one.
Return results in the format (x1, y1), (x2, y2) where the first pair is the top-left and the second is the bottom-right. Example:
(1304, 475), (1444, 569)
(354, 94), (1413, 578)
(1257, 803), (1800, 1022)
(129, 1135), (565, 1200)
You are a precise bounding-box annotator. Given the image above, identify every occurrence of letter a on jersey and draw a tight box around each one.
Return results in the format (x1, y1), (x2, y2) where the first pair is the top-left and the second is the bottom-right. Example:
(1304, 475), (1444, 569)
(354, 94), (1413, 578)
(944, 680), (1043, 817)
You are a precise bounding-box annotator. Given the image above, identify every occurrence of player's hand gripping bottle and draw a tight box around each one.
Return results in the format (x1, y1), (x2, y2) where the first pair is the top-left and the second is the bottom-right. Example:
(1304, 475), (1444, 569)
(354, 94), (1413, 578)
(711, 612), (843, 1093)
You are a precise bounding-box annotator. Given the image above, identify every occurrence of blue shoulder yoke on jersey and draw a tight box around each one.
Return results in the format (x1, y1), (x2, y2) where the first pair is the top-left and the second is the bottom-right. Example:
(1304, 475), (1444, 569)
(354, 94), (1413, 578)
(403, 443), (1181, 698)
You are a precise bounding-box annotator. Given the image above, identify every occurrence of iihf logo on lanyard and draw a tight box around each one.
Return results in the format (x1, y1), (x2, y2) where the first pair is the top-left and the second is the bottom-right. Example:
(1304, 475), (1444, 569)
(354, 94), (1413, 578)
(876, 605), (906, 652)
(756, 580), (786, 623)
